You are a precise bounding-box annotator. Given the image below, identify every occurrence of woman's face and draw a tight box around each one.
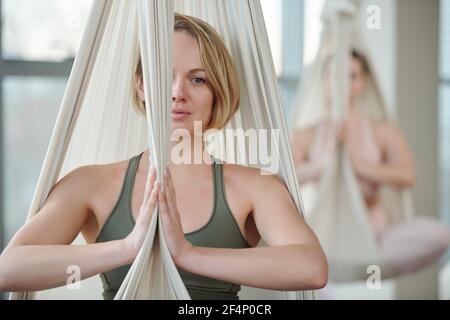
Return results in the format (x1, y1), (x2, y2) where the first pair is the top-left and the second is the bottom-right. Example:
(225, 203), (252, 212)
(349, 57), (367, 102)
(136, 31), (214, 135)
(172, 31), (214, 134)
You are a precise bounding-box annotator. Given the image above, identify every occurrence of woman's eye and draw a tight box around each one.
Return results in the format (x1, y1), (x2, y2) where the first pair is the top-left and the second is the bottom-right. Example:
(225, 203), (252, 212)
(191, 77), (206, 85)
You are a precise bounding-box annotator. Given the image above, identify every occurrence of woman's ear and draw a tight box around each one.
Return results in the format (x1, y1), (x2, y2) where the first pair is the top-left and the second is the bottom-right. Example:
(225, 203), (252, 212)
(136, 75), (145, 102)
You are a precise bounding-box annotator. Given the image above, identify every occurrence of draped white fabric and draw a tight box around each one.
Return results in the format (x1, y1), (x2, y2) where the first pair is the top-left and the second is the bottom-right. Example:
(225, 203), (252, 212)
(10, 0), (316, 300)
(290, 0), (449, 281)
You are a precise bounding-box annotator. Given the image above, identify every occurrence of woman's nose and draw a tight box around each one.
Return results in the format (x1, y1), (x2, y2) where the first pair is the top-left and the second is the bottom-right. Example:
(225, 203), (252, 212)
(172, 79), (188, 103)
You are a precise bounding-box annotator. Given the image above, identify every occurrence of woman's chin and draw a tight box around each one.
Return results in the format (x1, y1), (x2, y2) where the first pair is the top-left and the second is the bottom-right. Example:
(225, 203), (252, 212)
(171, 120), (189, 131)
(171, 121), (196, 137)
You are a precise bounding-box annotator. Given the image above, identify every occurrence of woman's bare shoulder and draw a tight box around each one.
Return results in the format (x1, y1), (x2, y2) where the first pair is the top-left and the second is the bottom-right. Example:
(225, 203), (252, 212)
(222, 163), (286, 192)
(56, 159), (133, 240)
(371, 119), (405, 143)
(57, 160), (124, 188)
(51, 158), (131, 209)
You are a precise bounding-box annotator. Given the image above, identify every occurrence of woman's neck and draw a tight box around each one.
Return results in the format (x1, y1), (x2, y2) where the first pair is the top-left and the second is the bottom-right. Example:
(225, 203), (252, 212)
(176, 129), (211, 160)
(141, 130), (213, 172)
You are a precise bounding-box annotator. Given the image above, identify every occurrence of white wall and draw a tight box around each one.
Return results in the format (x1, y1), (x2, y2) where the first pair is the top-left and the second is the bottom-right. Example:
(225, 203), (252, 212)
(395, 0), (440, 299)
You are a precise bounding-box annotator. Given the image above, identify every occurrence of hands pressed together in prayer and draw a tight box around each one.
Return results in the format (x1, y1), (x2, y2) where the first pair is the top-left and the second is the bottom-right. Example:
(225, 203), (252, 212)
(123, 161), (193, 266)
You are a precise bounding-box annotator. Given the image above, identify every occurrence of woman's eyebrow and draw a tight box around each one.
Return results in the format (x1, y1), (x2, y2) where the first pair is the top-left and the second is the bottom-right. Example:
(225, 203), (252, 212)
(188, 68), (206, 74)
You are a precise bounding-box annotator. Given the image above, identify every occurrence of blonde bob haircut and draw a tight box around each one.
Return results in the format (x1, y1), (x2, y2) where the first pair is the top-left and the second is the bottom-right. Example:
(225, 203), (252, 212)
(133, 13), (240, 130)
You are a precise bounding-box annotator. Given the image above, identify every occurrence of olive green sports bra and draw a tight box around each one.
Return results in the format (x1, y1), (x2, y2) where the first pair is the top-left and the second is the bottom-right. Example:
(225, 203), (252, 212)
(95, 152), (251, 300)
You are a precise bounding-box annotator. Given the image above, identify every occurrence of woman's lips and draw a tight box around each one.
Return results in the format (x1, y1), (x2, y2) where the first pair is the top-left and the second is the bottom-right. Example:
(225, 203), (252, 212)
(172, 110), (191, 121)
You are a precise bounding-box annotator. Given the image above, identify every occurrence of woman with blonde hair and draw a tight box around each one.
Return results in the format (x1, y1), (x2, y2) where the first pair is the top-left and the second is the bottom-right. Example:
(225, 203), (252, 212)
(0, 13), (327, 300)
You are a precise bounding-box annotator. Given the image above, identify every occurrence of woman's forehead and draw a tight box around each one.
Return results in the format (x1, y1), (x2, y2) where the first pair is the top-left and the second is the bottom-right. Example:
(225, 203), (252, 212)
(173, 32), (203, 71)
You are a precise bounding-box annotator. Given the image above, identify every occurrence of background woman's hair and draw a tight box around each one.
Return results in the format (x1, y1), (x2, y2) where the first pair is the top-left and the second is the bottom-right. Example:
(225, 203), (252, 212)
(351, 48), (370, 75)
(133, 13), (240, 130)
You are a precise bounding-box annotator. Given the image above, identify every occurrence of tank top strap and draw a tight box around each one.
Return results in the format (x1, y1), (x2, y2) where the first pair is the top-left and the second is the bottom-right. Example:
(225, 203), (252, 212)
(210, 158), (249, 246)
(211, 158), (225, 201)
(123, 151), (144, 199)
(95, 151), (143, 243)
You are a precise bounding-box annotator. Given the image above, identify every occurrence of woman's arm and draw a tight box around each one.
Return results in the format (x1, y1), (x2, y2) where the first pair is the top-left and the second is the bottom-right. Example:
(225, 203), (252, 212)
(292, 128), (324, 184)
(0, 164), (158, 292)
(0, 240), (128, 292)
(351, 123), (416, 188)
(160, 169), (328, 291)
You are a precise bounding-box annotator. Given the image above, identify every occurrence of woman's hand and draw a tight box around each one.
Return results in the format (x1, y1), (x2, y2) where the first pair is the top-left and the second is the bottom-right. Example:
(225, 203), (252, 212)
(340, 124), (373, 179)
(123, 163), (159, 262)
(159, 169), (193, 267)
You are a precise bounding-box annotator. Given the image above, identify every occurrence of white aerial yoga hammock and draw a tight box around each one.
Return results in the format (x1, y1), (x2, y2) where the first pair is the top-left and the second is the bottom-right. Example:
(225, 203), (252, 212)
(290, 0), (450, 282)
(10, 0), (316, 300)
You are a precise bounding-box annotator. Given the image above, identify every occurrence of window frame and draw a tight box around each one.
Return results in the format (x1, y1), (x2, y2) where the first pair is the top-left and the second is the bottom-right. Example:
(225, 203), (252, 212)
(439, 0), (450, 263)
(0, 1), (75, 299)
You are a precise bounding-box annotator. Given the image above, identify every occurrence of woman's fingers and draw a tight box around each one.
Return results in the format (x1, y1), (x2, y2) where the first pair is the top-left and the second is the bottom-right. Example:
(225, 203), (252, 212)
(158, 185), (170, 220)
(138, 181), (159, 227)
(335, 123), (345, 144)
(142, 166), (179, 226)
(144, 181), (159, 213)
(167, 169), (177, 202)
(142, 164), (156, 208)
(138, 161), (157, 227)
(164, 169), (178, 215)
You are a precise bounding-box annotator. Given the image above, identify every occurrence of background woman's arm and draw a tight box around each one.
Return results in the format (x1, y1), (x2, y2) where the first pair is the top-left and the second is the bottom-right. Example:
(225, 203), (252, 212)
(351, 123), (416, 188)
(292, 128), (325, 184)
